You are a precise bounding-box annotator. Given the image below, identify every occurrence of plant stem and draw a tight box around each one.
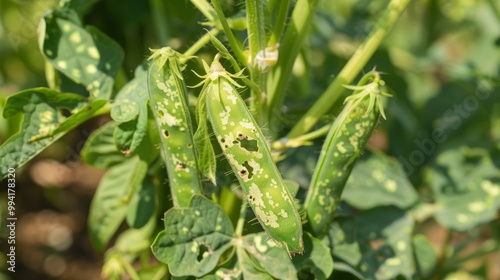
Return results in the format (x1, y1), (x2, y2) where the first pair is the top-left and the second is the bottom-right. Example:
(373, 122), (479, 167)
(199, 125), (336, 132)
(181, 28), (220, 61)
(235, 200), (247, 237)
(246, 0), (266, 123)
(442, 239), (499, 273)
(266, 0), (320, 124)
(287, 0), (412, 139)
(269, 0), (290, 46)
(149, 0), (170, 46)
(190, 0), (217, 22)
(211, 0), (248, 66)
(273, 122), (331, 150)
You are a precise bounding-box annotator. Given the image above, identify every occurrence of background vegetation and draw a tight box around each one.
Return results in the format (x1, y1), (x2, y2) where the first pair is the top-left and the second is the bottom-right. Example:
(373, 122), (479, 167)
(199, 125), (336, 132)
(0, 0), (500, 279)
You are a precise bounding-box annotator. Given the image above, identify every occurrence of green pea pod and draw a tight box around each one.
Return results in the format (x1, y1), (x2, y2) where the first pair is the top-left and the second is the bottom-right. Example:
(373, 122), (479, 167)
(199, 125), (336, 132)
(304, 71), (390, 236)
(147, 47), (202, 207)
(198, 55), (303, 256)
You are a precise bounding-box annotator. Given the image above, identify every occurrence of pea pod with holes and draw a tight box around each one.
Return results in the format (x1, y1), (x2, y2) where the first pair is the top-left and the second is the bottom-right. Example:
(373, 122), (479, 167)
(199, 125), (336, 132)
(199, 55), (303, 255)
(147, 47), (202, 207)
(304, 71), (389, 236)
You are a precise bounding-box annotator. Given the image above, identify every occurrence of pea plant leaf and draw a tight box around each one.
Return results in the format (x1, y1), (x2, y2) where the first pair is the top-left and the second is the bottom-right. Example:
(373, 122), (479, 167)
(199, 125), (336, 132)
(111, 64), (148, 122)
(197, 255), (242, 280)
(126, 176), (156, 229)
(329, 207), (415, 280)
(292, 233), (334, 280)
(0, 88), (88, 179)
(88, 155), (148, 251)
(427, 147), (500, 231)
(151, 194), (234, 277)
(111, 64), (149, 155)
(240, 233), (297, 280)
(116, 211), (157, 254)
(199, 231), (326, 280)
(412, 234), (437, 279)
(342, 151), (419, 210)
(80, 121), (128, 169)
(39, 9), (123, 100)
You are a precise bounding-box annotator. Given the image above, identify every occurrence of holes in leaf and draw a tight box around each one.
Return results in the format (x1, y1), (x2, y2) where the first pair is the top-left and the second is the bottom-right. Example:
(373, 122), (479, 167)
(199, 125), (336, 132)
(239, 137), (258, 152)
(158, 110), (164, 117)
(242, 161), (254, 179)
(60, 108), (71, 117)
(163, 130), (169, 138)
(176, 162), (186, 171)
(236, 131), (245, 140)
(187, 143), (193, 148)
(197, 243), (210, 262)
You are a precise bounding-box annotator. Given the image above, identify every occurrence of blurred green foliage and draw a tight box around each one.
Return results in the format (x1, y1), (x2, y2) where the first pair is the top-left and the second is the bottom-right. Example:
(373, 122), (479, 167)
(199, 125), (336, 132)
(1, 0), (500, 279)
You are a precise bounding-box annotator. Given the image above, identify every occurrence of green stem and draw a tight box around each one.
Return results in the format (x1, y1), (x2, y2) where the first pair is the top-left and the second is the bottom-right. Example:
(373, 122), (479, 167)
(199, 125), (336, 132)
(269, 0), (291, 46)
(433, 229), (453, 280)
(190, 0), (218, 22)
(442, 240), (499, 272)
(181, 28), (220, 61)
(211, 0), (248, 66)
(208, 32), (261, 93)
(218, 187), (241, 230)
(114, 67), (129, 92)
(266, 0), (320, 124)
(234, 200), (247, 237)
(287, 0), (412, 139)
(273, 122), (331, 150)
(149, 0), (170, 46)
(246, 0), (266, 123)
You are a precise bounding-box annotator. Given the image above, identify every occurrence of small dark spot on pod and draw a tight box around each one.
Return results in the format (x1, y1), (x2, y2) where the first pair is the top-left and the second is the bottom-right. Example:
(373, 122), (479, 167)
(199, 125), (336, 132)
(240, 168), (247, 177)
(188, 143), (193, 148)
(236, 131), (245, 140)
(176, 162), (186, 170)
(221, 138), (225, 143)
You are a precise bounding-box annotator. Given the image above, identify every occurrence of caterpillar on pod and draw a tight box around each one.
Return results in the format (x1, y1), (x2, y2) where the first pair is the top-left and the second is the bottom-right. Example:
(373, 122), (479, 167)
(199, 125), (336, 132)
(147, 47), (202, 207)
(195, 54), (304, 256)
(304, 71), (390, 236)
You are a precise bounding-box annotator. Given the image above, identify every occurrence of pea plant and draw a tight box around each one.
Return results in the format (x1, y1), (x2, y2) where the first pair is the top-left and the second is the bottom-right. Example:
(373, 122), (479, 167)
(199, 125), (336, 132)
(2, 0), (500, 279)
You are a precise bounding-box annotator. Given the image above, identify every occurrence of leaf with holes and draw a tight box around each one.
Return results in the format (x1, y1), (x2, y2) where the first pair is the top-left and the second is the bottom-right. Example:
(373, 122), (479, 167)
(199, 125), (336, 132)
(0, 88), (88, 179)
(39, 9), (123, 99)
(151, 194), (234, 278)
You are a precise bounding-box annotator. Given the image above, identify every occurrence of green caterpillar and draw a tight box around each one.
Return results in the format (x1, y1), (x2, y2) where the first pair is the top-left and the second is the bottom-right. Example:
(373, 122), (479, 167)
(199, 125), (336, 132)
(197, 54), (304, 256)
(304, 71), (389, 236)
(147, 47), (202, 207)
